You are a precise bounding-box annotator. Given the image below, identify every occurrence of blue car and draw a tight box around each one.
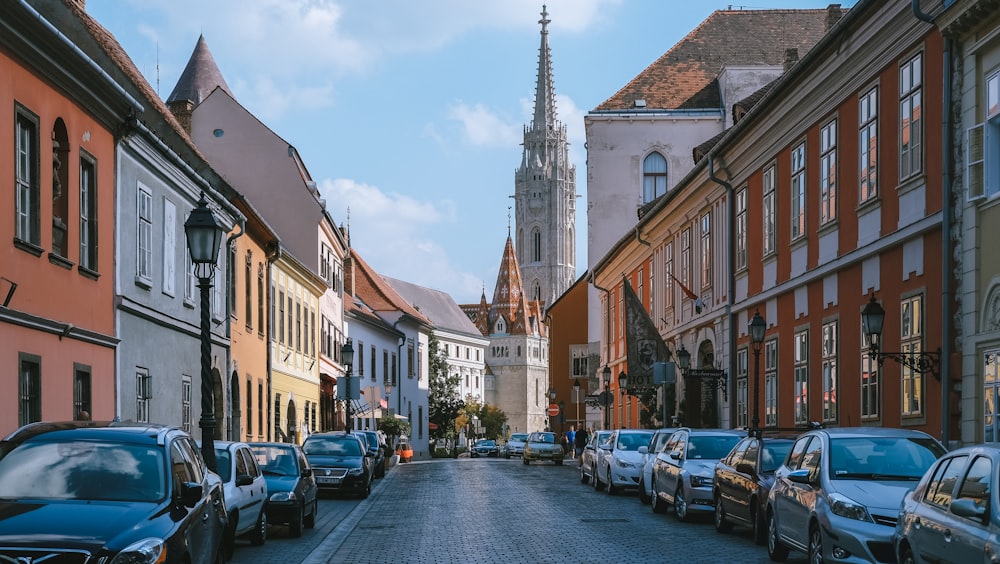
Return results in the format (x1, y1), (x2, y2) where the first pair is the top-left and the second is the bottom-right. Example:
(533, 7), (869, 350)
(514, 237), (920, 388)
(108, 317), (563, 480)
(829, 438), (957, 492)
(248, 442), (319, 538)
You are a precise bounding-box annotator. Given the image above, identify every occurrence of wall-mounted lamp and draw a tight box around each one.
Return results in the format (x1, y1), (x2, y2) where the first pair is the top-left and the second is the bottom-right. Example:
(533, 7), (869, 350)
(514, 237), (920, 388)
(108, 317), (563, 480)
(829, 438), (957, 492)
(861, 293), (940, 379)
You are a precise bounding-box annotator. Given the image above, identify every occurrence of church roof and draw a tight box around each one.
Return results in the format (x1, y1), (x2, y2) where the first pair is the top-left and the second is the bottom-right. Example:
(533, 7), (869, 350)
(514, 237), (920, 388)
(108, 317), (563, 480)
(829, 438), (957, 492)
(592, 7), (835, 112)
(485, 236), (547, 338)
(166, 35), (233, 105)
(383, 277), (483, 338)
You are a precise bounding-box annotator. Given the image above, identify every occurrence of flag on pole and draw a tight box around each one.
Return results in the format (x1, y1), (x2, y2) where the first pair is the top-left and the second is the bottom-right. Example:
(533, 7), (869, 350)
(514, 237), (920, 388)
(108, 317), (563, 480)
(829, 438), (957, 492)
(670, 272), (704, 313)
(623, 277), (671, 388)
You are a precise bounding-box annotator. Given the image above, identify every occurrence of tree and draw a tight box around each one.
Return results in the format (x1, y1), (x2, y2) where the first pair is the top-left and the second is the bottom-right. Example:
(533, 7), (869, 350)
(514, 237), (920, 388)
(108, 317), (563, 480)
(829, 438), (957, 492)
(427, 332), (464, 444)
(477, 403), (508, 440)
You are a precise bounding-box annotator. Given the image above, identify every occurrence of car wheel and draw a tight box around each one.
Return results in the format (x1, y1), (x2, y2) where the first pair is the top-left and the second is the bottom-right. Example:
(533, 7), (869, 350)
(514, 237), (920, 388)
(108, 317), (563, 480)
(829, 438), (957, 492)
(289, 505), (304, 538)
(638, 476), (650, 504)
(222, 514), (237, 560)
(751, 500), (766, 546)
(899, 542), (916, 564)
(651, 480), (667, 514)
(555, 459), (563, 466)
(250, 509), (267, 546)
(607, 467), (618, 495)
(714, 491), (733, 533)
(767, 509), (789, 562)
(593, 469), (604, 491)
(674, 486), (690, 522)
(808, 524), (823, 564)
(580, 466), (589, 484)
(304, 500), (316, 528)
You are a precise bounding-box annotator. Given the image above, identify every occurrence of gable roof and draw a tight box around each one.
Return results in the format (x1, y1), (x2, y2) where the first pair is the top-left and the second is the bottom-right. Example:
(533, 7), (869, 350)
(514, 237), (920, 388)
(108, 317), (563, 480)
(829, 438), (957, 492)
(593, 7), (836, 112)
(349, 252), (431, 327)
(382, 277), (483, 338)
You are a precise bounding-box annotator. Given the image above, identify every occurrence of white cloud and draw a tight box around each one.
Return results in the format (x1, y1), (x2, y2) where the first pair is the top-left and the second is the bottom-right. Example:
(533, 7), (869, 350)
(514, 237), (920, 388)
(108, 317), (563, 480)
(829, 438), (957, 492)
(447, 102), (521, 147)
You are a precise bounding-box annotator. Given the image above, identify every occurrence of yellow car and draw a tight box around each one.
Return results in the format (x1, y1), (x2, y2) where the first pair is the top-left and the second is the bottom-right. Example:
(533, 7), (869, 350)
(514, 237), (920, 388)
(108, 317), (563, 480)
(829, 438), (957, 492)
(523, 432), (564, 465)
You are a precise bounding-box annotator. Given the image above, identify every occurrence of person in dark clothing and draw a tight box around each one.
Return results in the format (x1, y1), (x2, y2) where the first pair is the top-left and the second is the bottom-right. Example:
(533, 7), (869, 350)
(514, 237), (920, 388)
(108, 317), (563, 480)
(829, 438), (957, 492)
(574, 427), (589, 460)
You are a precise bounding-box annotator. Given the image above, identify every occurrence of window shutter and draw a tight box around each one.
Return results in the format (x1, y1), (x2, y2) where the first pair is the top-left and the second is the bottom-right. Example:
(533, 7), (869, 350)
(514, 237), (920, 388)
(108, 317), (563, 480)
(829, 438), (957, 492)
(968, 123), (985, 200)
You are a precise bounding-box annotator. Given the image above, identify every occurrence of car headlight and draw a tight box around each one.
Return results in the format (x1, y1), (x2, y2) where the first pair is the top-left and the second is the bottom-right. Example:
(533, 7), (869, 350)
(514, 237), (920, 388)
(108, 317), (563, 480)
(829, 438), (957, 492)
(689, 474), (712, 488)
(270, 490), (297, 502)
(829, 492), (874, 523)
(109, 538), (165, 564)
(348, 467), (365, 476)
(616, 459), (635, 469)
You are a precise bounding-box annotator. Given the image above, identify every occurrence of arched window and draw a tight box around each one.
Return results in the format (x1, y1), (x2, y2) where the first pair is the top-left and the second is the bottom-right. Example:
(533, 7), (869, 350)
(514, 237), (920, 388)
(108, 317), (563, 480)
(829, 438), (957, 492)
(532, 228), (541, 262)
(643, 152), (667, 203)
(532, 280), (541, 302)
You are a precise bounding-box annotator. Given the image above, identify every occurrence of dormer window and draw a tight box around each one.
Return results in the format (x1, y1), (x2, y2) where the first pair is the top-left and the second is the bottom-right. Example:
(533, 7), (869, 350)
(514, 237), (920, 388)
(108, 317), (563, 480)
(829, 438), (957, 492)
(494, 316), (507, 334)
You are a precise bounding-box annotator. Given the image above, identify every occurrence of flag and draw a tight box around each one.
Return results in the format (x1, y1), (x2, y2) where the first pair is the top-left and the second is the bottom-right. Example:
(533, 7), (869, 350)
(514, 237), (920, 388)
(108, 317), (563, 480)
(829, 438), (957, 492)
(670, 272), (704, 314)
(623, 278), (671, 388)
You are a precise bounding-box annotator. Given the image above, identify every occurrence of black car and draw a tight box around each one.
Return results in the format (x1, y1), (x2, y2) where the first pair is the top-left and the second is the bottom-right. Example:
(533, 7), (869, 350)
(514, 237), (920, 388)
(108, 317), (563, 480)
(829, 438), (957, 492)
(0, 421), (227, 564)
(712, 434), (795, 544)
(302, 433), (374, 498)
(471, 439), (500, 458)
(357, 430), (387, 478)
(249, 442), (319, 538)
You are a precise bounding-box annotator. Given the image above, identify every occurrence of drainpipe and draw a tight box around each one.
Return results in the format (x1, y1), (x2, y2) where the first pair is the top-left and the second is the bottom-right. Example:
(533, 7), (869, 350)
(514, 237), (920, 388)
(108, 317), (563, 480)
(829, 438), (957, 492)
(224, 219), (245, 440)
(589, 270), (612, 429)
(265, 242), (282, 441)
(708, 154), (736, 428)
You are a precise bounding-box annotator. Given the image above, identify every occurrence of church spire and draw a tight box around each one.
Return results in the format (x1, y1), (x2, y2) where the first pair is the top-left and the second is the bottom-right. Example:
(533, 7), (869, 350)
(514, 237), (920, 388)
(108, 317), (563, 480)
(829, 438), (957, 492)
(532, 5), (557, 130)
(167, 35), (233, 106)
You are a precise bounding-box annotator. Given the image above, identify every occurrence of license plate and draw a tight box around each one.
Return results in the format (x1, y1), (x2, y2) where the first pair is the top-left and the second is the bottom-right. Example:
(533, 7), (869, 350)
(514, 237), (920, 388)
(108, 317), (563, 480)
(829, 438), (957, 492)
(317, 477), (341, 485)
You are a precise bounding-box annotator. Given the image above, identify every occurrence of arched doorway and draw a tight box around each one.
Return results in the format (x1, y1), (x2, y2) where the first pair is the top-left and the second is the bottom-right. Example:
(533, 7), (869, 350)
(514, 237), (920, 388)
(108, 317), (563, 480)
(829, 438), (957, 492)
(230, 370), (241, 441)
(286, 399), (298, 444)
(211, 367), (224, 440)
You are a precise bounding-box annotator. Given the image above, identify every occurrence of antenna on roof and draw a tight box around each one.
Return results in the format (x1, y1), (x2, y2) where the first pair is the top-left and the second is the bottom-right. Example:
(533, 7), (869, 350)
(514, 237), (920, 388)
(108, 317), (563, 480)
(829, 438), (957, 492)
(156, 41), (160, 97)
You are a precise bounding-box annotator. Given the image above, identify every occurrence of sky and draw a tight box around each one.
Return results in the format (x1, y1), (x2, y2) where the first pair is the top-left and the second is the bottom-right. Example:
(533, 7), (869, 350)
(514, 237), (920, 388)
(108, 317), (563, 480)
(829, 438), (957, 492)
(86, 0), (853, 305)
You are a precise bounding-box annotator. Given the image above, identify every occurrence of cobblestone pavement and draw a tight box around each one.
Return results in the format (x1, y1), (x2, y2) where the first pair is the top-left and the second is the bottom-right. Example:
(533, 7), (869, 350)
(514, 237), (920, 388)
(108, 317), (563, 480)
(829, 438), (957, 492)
(232, 458), (808, 563)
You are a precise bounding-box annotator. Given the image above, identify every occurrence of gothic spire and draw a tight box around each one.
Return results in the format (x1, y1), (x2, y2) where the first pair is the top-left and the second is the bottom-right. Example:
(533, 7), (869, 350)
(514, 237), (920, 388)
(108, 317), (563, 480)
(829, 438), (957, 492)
(167, 35), (233, 105)
(532, 5), (557, 130)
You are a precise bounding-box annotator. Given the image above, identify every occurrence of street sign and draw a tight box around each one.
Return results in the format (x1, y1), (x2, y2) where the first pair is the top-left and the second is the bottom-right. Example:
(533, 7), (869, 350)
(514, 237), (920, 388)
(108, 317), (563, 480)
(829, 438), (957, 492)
(547, 403), (560, 417)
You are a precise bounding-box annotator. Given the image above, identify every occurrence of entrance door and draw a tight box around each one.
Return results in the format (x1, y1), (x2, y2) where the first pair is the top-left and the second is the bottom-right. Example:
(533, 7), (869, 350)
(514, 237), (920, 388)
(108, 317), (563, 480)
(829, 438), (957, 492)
(985, 350), (1000, 441)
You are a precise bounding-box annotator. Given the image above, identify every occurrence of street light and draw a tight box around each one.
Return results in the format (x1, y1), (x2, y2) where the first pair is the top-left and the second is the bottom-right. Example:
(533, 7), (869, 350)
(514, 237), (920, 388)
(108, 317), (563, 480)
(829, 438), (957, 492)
(861, 293), (940, 376)
(185, 193), (225, 472)
(602, 365), (612, 430)
(342, 338), (355, 433)
(618, 372), (629, 428)
(573, 380), (581, 430)
(749, 310), (766, 436)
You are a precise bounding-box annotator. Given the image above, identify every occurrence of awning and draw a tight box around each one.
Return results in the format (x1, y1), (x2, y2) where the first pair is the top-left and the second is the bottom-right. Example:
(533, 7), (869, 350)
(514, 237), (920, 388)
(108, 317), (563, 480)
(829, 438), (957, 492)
(428, 422), (439, 430)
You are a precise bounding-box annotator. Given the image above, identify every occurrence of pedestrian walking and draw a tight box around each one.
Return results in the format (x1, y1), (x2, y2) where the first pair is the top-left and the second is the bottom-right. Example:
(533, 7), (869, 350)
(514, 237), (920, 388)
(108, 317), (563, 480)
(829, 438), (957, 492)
(561, 433), (570, 457)
(574, 427), (588, 460)
(565, 425), (575, 459)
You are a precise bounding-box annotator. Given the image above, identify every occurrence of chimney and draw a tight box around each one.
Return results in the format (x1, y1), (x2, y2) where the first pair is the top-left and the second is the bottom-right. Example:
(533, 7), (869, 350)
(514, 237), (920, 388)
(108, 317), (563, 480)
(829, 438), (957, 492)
(826, 4), (844, 32)
(343, 255), (355, 298)
(784, 48), (799, 72)
(167, 100), (194, 134)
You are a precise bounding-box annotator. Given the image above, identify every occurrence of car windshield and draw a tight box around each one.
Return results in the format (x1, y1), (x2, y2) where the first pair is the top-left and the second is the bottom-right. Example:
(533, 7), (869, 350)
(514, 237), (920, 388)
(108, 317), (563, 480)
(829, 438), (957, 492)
(688, 435), (742, 460)
(476, 440), (496, 447)
(251, 445), (299, 476)
(651, 432), (673, 453)
(829, 436), (946, 480)
(510, 434), (527, 443)
(761, 441), (794, 473)
(531, 433), (556, 444)
(0, 440), (166, 502)
(214, 448), (232, 482)
(617, 433), (652, 451)
(303, 437), (362, 457)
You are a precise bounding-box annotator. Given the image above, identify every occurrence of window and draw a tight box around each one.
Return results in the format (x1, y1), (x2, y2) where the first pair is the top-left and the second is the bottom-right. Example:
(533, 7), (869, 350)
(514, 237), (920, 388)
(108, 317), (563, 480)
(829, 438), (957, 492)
(244, 251), (252, 330)
(358, 340), (365, 377)
(664, 241), (674, 309)
(643, 151), (667, 203)
(383, 351), (390, 388)
(859, 87), (878, 201)
(418, 406), (424, 439)
(794, 330), (809, 425)
(246, 377), (253, 437)
(370, 345), (376, 382)
(79, 155), (98, 270)
(278, 290), (285, 345)
(229, 245), (237, 318)
(391, 353), (398, 387)
(762, 165), (776, 255)
(532, 229), (541, 263)
(958, 456), (992, 511)
(136, 369), (151, 424)
(408, 341), (415, 379)
(287, 295), (293, 347)
(969, 72), (1000, 200)
(681, 229), (691, 289)
(532, 281), (541, 302)
(819, 120), (837, 224)
(274, 394), (281, 442)
(257, 265), (264, 335)
(181, 376), (192, 433)
(900, 53), (923, 180)
(736, 187), (747, 270)
(923, 455), (968, 508)
(73, 365), (91, 420)
(257, 381), (264, 438)
(791, 142), (806, 240)
(295, 300), (301, 351)
(765, 340), (778, 427)
(736, 348), (748, 428)
(700, 213), (711, 288)
(901, 294), (924, 416)
(822, 321), (838, 422)
(15, 108), (40, 246)
(19, 353), (41, 426)
(185, 253), (196, 303)
(571, 346), (589, 378)
(137, 186), (152, 281)
(861, 344), (880, 420)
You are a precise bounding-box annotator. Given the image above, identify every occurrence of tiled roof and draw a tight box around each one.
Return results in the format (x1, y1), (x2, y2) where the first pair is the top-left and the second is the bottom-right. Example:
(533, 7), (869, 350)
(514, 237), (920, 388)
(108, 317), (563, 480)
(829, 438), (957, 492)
(166, 35), (233, 105)
(593, 8), (834, 112)
(383, 276), (482, 337)
(350, 252), (431, 326)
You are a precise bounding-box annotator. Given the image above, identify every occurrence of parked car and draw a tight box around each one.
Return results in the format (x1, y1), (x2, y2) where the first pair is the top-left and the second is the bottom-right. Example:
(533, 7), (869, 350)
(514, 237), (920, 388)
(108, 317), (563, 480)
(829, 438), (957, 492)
(249, 442), (319, 538)
(210, 440), (268, 555)
(505, 433), (529, 458)
(471, 439), (500, 457)
(637, 428), (678, 503)
(580, 430), (612, 485)
(651, 428), (743, 520)
(766, 427), (946, 563)
(523, 431), (564, 465)
(712, 434), (795, 544)
(894, 444), (1000, 564)
(396, 440), (413, 463)
(357, 430), (387, 478)
(302, 433), (374, 498)
(595, 429), (654, 495)
(0, 421), (227, 564)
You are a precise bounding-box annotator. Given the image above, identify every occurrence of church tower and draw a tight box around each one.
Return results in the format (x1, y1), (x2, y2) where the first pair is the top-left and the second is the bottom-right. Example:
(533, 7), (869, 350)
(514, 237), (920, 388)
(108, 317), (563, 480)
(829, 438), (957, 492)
(514, 5), (576, 306)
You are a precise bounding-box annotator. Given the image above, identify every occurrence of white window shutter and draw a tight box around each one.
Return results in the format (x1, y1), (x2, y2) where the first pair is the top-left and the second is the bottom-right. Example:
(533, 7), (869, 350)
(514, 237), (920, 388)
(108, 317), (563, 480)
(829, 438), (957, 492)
(162, 199), (176, 295)
(968, 123), (985, 200)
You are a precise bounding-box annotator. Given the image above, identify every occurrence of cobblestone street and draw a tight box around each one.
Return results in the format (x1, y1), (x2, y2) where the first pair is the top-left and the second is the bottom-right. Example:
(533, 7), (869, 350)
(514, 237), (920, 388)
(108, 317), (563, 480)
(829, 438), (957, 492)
(231, 458), (808, 563)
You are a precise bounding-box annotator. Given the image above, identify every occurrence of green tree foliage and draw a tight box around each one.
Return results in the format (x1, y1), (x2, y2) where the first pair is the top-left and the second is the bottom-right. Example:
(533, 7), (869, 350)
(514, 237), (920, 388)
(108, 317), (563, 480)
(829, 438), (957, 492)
(427, 332), (464, 442)
(377, 417), (411, 448)
(477, 403), (508, 440)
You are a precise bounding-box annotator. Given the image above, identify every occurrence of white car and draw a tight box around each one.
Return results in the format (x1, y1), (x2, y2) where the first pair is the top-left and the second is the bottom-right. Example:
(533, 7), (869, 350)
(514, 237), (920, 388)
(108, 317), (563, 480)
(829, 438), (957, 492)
(504, 433), (528, 458)
(212, 441), (268, 554)
(637, 428), (677, 504)
(595, 429), (654, 495)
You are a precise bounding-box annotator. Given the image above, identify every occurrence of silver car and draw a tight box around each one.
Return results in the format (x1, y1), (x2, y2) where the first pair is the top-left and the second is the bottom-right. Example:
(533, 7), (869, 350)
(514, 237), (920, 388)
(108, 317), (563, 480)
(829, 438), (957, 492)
(894, 444), (1000, 564)
(211, 441), (268, 555)
(595, 429), (654, 495)
(766, 427), (945, 563)
(650, 428), (743, 520)
(580, 430), (612, 486)
(638, 428), (677, 504)
(504, 433), (528, 458)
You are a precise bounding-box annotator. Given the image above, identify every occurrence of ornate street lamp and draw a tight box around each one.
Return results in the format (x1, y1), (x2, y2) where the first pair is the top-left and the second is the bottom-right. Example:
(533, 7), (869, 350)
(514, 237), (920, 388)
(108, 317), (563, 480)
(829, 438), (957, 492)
(184, 193), (225, 472)
(676, 345), (691, 372)
(748, 310), (766, 436)
(342, 338), (355, 433)
(861, 293), (940, 377)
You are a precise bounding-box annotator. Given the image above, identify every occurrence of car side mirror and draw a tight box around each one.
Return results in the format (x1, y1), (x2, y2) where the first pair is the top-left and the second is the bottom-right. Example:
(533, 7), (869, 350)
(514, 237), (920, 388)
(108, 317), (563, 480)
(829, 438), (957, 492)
(736, 462), (756, 476)
(787, 468), (812, 484)
(638, 446), (648, 455)
(235, 474), (254, 487)
(669, 451), (682, 460)
(951, 498), (988, 523)
(179, 481), (203, 508)
(301, 467), (313, 478)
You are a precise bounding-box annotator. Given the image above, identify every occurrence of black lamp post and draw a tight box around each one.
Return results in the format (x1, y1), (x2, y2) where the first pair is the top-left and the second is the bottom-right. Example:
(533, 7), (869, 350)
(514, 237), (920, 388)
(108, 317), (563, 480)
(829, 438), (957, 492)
(749, 310), (766, 436)
(342, 338), (355, 433)
(184, 193), (225, 472)
(573, 381), (581, 429)
(861, 293), (940, 376)
(618, 372), (629, 428)
(602, 366), (612, 430)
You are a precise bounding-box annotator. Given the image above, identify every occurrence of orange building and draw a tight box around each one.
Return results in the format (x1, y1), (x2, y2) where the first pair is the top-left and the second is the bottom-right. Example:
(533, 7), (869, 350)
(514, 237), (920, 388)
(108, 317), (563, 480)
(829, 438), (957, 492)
(545, 275), (593, 432)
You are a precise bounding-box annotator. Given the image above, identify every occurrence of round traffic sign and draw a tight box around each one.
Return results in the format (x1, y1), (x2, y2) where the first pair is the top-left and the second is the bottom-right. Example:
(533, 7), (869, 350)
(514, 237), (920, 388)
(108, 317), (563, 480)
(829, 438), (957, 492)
(547, 403), (560, 417)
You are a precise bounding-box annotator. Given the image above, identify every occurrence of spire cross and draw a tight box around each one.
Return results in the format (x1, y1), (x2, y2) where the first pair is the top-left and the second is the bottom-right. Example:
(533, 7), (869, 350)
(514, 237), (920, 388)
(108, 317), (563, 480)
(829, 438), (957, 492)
(507, 205), (512, 235)
(539, 5), (550, 33)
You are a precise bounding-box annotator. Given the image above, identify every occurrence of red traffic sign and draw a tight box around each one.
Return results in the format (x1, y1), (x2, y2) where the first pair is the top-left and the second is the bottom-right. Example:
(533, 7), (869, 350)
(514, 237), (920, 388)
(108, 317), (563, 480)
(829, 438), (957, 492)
(547, 403), (560, 417)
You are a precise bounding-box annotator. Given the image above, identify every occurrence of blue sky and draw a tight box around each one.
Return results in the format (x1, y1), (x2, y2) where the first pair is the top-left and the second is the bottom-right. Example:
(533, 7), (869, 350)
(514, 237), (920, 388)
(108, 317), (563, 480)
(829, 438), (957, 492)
(86, 0), (853, 305)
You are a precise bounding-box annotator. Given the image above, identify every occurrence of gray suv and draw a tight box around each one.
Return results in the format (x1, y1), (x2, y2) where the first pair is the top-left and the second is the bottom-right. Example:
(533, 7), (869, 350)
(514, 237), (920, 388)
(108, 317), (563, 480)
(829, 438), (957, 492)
(650, 428), (743, 520)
